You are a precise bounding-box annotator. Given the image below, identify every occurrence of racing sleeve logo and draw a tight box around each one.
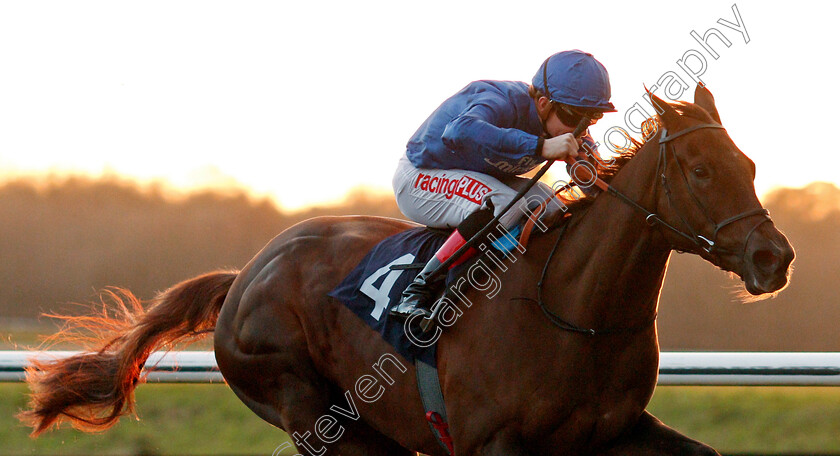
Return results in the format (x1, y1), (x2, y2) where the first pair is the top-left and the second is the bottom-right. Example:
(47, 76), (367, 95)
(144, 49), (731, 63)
(483, 156), (541, 175)
(413, 173), (491, 205)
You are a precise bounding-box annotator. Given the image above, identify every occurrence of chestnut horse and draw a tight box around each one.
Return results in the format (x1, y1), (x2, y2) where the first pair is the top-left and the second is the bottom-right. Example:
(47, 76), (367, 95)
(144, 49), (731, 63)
(20, 86), (794, 455)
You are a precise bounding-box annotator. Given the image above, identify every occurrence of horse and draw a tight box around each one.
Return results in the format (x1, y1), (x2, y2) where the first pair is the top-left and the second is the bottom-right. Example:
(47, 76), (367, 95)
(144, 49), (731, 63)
(19, 86), (794, 455)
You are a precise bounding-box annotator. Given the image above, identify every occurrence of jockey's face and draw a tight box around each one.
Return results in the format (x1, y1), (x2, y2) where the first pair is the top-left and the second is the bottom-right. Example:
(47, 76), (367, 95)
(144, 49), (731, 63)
(536, 96), (602, 138)
(536, 96), (576, 138)
(548, 108), (578, 137)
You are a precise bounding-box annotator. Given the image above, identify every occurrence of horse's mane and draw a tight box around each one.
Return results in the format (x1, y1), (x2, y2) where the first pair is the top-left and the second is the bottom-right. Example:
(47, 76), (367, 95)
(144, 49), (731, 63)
(557, 101), (714, 214)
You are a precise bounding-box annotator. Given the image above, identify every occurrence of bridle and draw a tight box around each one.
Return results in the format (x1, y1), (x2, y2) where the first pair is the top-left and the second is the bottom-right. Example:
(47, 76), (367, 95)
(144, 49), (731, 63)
(591, 122), (770, 256)
(651, 123), (771, 255)
(533, 121), (772, 336)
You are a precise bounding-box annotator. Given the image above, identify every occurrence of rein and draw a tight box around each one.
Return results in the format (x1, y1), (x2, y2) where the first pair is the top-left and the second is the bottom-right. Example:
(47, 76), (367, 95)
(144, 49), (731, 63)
(420, 118), (592, 333)
(533, 122), (771, 336)
(527, 219), (658, 336)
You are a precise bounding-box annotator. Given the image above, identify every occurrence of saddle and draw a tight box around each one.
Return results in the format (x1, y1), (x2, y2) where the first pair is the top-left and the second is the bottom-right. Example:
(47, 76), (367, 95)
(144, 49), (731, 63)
(326, 198), (560, 454)
(327, 223), (528, 456)
(328, 222), (526, 363)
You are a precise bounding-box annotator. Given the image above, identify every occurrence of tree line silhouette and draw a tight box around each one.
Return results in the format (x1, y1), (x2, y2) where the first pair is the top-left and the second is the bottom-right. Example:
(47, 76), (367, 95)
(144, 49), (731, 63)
(0, 176), (836, 350)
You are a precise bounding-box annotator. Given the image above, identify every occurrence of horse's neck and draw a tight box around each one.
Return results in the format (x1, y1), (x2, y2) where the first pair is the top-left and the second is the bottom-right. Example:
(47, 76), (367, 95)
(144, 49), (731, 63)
(536, 141), (671, 330)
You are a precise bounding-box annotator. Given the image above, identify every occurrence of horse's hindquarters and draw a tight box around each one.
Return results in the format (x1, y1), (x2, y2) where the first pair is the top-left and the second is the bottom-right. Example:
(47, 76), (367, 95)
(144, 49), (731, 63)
(213, 216), (441, 455)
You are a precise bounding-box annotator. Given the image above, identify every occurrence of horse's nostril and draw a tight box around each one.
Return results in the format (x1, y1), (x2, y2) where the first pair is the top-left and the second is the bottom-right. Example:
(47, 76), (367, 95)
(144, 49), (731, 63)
(752, 249), (780, 272)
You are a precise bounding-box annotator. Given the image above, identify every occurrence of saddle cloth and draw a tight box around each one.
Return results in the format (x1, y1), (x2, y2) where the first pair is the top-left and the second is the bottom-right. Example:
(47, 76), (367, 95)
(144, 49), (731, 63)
(328, 227), (453, 366)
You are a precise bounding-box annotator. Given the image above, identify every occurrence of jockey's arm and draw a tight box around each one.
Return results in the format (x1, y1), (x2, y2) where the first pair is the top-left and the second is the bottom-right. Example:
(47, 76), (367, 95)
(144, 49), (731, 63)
(440, 95), (544, 169)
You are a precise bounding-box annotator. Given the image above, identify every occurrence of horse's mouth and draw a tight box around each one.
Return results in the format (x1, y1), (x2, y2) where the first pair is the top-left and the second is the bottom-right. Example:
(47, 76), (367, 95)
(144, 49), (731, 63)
(712, 249), (792, 297)
(744, 271), (790, 295)
(738, 248), (794, 296)
(719, 224), (795, 297)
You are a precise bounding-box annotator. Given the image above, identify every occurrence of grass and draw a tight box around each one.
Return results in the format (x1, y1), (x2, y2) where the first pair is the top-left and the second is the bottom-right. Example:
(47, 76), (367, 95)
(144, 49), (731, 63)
(0, 383), (292, 456)
(647, 386), (840, 453)
(1, 383), (839, 455)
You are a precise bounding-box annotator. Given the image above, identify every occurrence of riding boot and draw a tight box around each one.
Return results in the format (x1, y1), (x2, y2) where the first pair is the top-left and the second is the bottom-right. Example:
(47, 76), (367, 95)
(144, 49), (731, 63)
(389, 228), (474, 321)
(389, 207), (495, 321)
(388, 254), (447, 321)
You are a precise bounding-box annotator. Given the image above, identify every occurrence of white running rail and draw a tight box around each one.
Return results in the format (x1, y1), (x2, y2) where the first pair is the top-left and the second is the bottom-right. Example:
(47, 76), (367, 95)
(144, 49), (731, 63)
(2, 351), (840, 386)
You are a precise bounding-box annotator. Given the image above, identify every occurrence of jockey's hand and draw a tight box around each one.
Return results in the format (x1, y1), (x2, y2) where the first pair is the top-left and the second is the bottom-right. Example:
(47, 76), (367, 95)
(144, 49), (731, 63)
(541, 133), (582, 161)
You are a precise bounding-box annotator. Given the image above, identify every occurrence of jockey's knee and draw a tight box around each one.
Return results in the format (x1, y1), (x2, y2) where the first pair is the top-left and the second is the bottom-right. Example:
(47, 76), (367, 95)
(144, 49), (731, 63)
(458, 206), (495, 238)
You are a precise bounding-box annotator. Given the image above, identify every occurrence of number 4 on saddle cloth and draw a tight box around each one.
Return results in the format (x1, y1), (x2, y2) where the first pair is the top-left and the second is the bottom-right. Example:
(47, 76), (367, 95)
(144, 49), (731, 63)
(328, 224), (523, 367)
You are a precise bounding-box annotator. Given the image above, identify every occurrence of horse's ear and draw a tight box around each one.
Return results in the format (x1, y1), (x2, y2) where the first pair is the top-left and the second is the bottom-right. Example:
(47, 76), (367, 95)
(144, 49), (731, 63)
(648, 91), (679, 126)
(694, 84), (722, 124)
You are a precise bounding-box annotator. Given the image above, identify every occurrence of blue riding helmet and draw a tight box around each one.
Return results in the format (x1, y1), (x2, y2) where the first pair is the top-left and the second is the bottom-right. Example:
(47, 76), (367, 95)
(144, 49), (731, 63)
(532, 50), (616, 112)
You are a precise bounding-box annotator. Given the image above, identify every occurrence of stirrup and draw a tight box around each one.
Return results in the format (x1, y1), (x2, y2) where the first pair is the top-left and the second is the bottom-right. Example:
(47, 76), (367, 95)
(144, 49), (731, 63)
(389, 303), (432, 321)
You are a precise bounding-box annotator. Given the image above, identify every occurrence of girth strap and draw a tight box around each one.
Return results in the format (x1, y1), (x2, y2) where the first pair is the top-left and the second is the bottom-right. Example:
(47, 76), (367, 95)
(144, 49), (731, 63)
(415, 356), (454, 454)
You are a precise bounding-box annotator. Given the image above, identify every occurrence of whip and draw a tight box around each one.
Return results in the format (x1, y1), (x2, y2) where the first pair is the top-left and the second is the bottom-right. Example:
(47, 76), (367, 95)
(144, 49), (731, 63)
(418, 116), (591, 331)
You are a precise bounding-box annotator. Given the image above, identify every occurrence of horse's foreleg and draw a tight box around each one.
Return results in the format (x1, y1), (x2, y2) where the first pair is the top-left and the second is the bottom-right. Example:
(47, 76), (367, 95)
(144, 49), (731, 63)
(596, 411), (720, 456)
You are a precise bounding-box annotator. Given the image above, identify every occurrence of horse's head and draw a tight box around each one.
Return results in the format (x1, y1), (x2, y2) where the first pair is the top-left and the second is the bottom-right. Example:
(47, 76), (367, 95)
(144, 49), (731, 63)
(646, 86), (794, 296)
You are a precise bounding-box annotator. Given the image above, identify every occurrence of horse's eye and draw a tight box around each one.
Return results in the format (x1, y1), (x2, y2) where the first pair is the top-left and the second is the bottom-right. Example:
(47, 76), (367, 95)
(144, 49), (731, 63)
(693, 166), (709, 178)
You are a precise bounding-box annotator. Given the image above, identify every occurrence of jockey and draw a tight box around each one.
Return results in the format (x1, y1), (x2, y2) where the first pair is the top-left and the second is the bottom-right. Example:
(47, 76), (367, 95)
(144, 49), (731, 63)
(390, 50), (616, 321)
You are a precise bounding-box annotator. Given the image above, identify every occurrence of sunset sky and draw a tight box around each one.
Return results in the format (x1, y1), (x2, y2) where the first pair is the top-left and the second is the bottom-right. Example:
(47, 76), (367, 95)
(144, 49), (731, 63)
(0, 1), (836, 210)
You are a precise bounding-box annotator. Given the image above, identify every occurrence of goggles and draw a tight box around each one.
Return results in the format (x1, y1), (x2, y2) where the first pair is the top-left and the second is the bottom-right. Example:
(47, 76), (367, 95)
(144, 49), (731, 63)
(552, 102), (603, 127)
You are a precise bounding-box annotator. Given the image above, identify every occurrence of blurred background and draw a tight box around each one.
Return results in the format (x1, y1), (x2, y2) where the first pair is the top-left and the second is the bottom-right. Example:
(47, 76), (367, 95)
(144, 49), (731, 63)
(1, 0), (838, 454)
(0, 176), (838, 352)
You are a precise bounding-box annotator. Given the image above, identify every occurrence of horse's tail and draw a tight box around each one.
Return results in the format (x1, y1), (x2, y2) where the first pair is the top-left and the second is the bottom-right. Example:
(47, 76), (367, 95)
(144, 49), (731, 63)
(17, 270), (239, 436)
